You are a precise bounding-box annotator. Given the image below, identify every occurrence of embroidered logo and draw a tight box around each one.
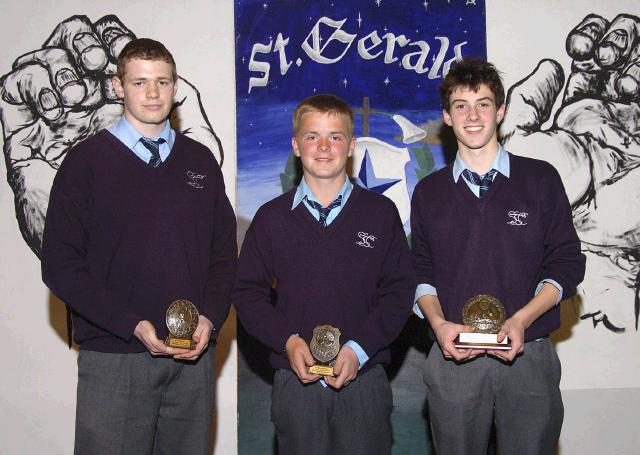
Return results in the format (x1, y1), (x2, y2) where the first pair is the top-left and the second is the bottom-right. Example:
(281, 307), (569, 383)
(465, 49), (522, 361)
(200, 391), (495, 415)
(356, 232), (377, 248)
(507, 210), (528, 226)
(186, 171), (206, 189)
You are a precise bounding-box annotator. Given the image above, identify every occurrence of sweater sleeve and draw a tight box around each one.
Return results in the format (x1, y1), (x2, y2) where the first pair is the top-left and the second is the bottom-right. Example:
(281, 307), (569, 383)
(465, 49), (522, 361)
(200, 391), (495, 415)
(232, 207), (294, 353)
(540, 165), (586, 299)
(41, 149), (140, 341)
(351, 204), (416, 358)
(201, 163), (238, 336)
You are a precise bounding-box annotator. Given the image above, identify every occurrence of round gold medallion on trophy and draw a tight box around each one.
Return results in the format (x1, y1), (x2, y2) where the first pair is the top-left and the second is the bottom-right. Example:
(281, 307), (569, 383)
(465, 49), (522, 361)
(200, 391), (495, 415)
(461, 294), (506, 333)
(165, 299), (199, 350)
(308, 324), (341, 375)
(455, 295), (510, 350)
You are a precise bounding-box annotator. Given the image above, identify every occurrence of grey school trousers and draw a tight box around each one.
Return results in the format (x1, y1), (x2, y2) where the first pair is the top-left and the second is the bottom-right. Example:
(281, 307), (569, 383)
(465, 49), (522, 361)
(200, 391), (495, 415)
(424, 338), (563, 455)
(271, 364), (393, 455)
(74, 348), (215, 455)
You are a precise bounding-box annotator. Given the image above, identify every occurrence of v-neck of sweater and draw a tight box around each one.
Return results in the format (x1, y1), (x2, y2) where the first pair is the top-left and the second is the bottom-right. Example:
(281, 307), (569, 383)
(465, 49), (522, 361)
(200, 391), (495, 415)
(453, 168), (506, 214)
(292, 185), (362, 237)
(102, 129), (182, 174)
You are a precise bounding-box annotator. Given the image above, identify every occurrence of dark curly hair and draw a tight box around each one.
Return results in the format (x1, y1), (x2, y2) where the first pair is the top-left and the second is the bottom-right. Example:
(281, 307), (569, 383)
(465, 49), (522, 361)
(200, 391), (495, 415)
(440, 57), (504, 112)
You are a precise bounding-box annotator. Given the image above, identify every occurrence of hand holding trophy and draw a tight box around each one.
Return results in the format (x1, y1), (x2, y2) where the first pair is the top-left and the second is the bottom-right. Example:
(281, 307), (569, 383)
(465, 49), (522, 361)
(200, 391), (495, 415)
(455, 295), (511, 350)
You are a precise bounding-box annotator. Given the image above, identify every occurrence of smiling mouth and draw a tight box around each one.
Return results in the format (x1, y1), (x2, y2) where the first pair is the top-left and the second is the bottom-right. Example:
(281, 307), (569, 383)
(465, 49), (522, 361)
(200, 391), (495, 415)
(464, 125), (483, 133)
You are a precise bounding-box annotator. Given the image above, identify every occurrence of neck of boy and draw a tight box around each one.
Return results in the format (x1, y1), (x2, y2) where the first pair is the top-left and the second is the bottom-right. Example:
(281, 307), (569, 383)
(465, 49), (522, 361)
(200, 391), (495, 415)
(124, 112), (166, 139)
(458, 141), (500, 175)
(306, 174), (347, 207)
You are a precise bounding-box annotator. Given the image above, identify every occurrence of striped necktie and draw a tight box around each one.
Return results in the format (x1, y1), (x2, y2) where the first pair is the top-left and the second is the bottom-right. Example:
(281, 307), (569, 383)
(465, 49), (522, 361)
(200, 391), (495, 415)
(140, 137), (166, 167)
(305, 195), (343, 226)
(462, 168), (498, 198)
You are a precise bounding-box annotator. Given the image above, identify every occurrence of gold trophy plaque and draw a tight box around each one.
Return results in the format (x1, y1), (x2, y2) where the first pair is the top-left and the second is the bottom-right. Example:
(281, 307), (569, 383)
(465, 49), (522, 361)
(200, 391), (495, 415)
(165, 299), (199, 350)
(454, 294), (511, 350)
(308, 324), (341, 375)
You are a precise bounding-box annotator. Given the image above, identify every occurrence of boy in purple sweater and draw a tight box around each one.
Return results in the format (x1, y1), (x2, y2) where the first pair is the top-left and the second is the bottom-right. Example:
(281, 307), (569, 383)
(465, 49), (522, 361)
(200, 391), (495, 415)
(411, 58), (585, 454)
(233, 94), (415, 455)
(41, 39), (237, 454)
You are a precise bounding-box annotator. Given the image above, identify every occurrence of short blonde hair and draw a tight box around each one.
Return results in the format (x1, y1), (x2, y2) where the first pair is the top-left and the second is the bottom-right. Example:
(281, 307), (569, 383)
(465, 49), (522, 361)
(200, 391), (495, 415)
(293, 94), (354, 137)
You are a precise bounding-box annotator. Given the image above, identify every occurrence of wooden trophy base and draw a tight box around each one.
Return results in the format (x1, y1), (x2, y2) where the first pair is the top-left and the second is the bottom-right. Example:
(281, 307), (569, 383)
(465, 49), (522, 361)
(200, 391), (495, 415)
(165, 336), (196, 350)
(309, 364), (334, 376)
(454, 332), (511, 350)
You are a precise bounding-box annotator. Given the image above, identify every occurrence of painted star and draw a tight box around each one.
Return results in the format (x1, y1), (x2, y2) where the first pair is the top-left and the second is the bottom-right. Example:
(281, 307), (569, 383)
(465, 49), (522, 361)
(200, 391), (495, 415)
(357, 150), (401, 194)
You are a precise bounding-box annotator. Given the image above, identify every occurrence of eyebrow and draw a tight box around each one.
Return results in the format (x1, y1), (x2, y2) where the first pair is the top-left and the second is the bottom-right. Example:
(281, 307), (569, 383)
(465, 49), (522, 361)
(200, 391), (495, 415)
(451, 96), (494, 104)
(130, 76), (173, 81)
(301, 130), (347, 135)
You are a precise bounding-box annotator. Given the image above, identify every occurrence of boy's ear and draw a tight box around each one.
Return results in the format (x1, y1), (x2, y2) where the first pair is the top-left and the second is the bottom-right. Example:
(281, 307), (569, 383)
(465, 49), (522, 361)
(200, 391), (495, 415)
(496, 104), (506, 123)
(112, 75), (124, 99)
(291, 136), (300, 157)
(443, 109), (453, 127)
(348, 137), (356, 157)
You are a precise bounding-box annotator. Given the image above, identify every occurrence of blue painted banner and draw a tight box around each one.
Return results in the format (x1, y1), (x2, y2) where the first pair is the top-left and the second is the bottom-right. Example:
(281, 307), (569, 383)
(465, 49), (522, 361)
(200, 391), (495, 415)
(235, 1), (486, 453)
(236, 0), (486, 227)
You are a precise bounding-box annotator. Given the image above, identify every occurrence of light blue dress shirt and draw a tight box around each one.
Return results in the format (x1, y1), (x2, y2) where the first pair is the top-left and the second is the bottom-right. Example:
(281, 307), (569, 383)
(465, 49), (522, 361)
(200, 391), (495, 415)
(413, 146), (563, 319)
(291, 176), (369, 371)
(108, 117), (175, 163)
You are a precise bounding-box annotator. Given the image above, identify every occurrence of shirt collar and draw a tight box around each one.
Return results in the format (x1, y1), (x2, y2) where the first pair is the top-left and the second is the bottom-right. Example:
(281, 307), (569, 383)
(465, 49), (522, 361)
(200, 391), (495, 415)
(111, 116), (173, 149)
(452, 144), (510, 182)
(292, 176), (353, 210)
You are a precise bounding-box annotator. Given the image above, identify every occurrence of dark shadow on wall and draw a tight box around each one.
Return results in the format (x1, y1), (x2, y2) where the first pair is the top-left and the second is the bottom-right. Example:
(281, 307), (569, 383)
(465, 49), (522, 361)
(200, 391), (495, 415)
(48, 292), (79, 351)
(386, 315), (434, 454)
(387, 315), (432, 380)
(438, 122), (459, 165)
(550, 294), (582, 345)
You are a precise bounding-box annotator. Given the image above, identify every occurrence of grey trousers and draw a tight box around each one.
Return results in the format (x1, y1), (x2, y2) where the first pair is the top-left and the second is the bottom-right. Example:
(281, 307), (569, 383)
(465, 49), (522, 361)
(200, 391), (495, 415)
(271, 365), (393, 455)
(424, 338), (563, 455)
(74, 348), (215, 455)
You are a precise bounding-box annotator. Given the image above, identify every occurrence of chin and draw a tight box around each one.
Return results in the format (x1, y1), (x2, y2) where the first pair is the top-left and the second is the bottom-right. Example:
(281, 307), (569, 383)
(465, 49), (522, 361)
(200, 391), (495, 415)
(143, 116), (169, 126)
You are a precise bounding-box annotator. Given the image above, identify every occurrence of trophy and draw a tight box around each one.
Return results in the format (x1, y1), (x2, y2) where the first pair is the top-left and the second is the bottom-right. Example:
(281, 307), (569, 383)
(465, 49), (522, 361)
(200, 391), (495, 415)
(454, 294), (511, 350)
(165, 299), (199, 350)
(308, 324), (341, 375)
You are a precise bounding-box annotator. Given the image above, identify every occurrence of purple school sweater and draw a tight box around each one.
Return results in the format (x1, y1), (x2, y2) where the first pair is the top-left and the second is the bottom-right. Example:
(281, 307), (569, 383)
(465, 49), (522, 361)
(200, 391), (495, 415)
(232, 185), (415, 371)
(42, 129), (237, 353)
(411, 153), (585, 341)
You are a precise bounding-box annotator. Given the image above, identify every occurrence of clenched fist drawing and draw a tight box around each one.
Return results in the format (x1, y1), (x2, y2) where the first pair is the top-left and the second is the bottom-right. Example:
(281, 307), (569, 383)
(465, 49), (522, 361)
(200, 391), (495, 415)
(501, 13), (640, 329)
(0, 15), (223, 258)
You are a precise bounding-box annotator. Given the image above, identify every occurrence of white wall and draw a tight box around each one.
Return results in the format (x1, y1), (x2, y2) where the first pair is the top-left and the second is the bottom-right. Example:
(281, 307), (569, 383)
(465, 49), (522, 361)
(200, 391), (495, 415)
(487, 1), (640, 453)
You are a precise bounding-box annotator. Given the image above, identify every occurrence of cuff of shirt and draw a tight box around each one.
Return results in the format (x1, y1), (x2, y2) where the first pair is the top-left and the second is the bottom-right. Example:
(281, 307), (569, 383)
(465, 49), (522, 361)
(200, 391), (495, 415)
(344, 340), (369, 370)
(413, 284), (437, 319)
(536, 279), (563, 305)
